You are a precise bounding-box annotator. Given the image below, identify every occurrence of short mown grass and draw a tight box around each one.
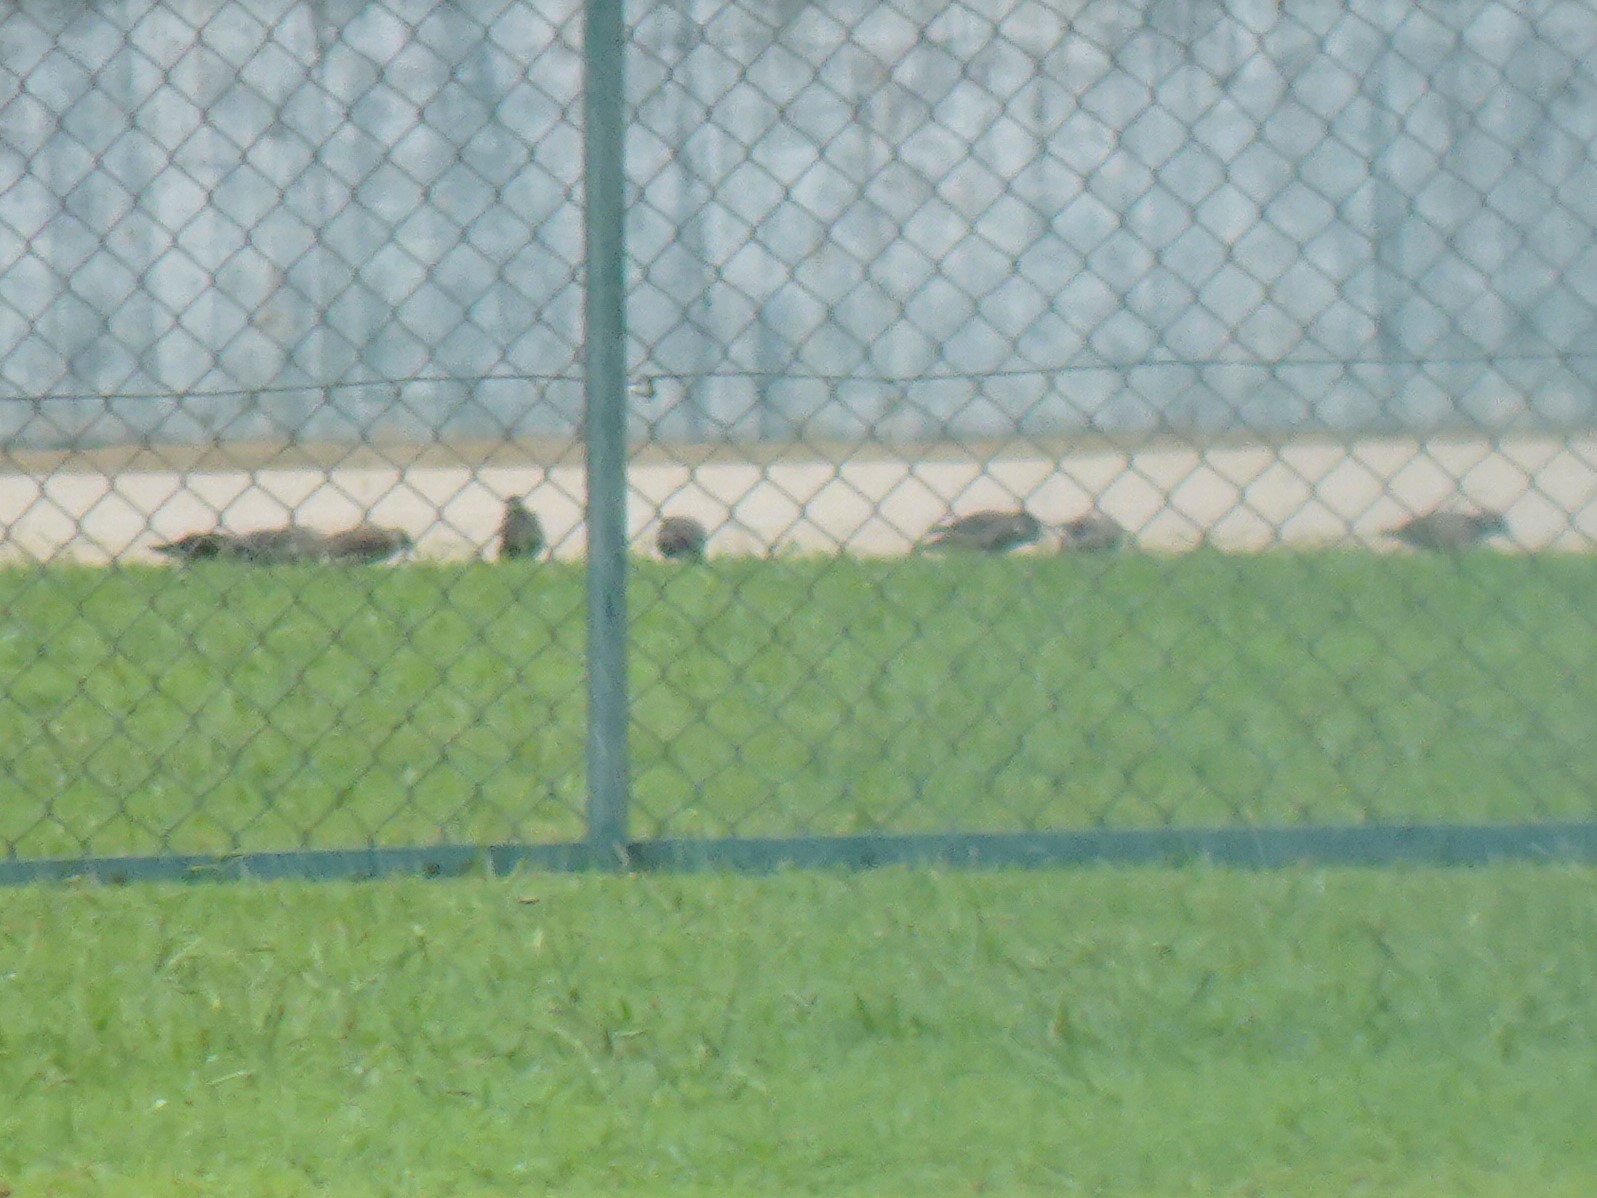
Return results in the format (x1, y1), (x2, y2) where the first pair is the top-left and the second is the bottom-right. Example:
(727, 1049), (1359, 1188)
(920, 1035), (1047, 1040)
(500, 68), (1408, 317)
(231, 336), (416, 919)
(2, 867), (1595, 1196)
(0, 549), (1593, 856)
(3, 554), (1593, 1193)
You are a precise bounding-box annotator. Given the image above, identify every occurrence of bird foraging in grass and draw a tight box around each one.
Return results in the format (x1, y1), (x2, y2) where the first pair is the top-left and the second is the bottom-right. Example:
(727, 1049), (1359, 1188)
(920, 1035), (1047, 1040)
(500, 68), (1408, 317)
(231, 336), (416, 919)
(918, 509), (1043, 554)
(154, 527), (325, 563)
(230, 526), (335, 563)
(154, 525), (410, 564)
(1388, 510), (1508, 551)
(323, 524), (413, 563)
(497, 498), (545, 560)
(1057, 513), (1125, 553)
(153, 531), (237, 561)
(656, 515), (708, 561)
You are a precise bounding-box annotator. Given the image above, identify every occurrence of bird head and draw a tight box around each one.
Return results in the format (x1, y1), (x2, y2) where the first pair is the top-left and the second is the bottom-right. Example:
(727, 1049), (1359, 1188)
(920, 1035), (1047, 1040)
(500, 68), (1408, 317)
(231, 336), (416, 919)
(1475, 510), (1509, 537)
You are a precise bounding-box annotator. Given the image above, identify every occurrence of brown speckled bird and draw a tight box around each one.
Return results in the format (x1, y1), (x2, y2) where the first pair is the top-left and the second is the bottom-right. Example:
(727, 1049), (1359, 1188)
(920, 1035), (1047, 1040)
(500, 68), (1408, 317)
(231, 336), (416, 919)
(154, 524), (408, 564)
(656, 515), (708, 561)
(497, 498), (545, 560)
(324, 525), (413, 563)
(155, 527), (324, 563)
(229, 526), (334, 563)
(1389, 510), (1508, 551)
(919, 509), (1043, 554)
(1058, 514), (1126, 553)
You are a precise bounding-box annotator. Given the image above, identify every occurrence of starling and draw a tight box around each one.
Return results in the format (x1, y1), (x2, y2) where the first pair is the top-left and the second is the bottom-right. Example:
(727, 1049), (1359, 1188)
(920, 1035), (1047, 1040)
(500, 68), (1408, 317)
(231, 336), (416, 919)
(152, 531), (237, 561)
(324, 524), (413, 563)
(1058, 513), (1125, 553)
(656, 515), (708, 561)
(497, 498), (545, 560)
(1389, 510), (1509, 551)
(919, 509), (1043, 554)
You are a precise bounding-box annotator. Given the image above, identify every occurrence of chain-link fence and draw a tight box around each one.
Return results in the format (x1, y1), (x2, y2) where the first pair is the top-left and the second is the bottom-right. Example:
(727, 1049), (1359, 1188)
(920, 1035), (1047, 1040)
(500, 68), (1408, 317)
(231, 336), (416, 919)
(3, 0), (1596, 881)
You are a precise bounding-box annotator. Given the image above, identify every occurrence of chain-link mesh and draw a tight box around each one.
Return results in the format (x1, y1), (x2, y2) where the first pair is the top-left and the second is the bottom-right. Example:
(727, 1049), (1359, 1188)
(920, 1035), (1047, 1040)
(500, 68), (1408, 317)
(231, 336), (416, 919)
(620, 0), (1597, 845)
(2, 0), (1595, 870)
(6, 2), (1597, 1192)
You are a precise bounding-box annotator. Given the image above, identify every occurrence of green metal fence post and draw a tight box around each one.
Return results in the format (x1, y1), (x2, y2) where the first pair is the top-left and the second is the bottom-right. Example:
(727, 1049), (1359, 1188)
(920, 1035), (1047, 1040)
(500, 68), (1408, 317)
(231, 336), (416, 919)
(583, 0), (631, 868)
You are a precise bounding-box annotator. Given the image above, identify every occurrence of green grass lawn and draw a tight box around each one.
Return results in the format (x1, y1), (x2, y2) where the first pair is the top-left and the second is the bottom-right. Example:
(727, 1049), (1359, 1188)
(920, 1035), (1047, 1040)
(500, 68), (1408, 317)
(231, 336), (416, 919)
(0, 550), (1593, 857)
(2, 866), (1595, 1196)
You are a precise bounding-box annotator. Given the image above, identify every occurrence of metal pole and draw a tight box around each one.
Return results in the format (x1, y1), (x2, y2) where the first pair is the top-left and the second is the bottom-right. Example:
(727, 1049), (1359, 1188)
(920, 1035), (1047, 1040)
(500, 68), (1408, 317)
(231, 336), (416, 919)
(583, 0), (630, 867)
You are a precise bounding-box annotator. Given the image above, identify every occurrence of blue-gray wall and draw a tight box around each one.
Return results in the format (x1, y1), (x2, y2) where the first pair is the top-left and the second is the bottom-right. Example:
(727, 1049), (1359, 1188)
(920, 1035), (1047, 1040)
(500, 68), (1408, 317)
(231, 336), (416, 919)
(2, 0), (1595, 448)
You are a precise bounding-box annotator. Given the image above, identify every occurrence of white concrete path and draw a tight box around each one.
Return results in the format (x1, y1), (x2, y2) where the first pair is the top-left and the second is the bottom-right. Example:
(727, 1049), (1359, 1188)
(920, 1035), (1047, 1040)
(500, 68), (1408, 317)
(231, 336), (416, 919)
(2, 434), (1592, 563)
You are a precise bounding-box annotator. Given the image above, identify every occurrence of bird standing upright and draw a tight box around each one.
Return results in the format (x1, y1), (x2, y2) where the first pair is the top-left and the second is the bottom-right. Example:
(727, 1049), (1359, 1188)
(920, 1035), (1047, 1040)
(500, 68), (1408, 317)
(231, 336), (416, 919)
(1389, 510), (1508, 551)
(656, 515), (708, 561)
(497, 498), (545, 560)
(918, 509), (1043, 554)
